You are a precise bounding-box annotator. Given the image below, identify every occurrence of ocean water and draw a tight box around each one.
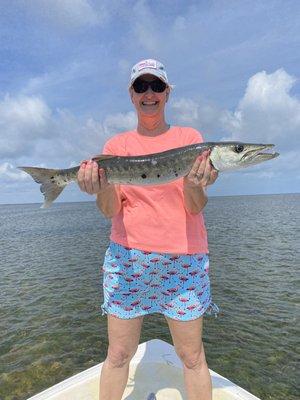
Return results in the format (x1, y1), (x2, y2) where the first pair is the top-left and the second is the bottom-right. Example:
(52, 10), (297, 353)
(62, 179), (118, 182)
(0, 194), (299, 400)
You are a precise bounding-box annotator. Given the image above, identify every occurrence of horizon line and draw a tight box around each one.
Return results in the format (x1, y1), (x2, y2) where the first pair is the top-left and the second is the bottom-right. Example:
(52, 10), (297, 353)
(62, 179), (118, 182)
(0, 192), (299, 207)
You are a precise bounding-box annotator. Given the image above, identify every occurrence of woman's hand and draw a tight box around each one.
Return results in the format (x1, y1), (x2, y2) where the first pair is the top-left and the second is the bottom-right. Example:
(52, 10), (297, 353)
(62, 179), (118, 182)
(77, 159), (122, 218)
(184, 150), (218, 188)
(183, 151), (218, 214)
(77, 160), (111, 194)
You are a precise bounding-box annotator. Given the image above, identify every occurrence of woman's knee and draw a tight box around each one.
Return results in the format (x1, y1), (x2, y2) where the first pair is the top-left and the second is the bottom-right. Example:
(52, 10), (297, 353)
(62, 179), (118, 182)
(106, 344), (138, 368)
(175, 344), (207, 370)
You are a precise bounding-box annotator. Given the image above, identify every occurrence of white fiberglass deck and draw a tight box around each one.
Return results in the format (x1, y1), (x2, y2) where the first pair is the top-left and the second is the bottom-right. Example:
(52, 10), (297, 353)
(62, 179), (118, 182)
(27, 339), (260, 400)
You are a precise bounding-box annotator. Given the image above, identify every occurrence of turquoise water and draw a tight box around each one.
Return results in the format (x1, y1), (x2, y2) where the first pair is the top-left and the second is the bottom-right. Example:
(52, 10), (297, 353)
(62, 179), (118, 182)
(0, 194), (299, 399)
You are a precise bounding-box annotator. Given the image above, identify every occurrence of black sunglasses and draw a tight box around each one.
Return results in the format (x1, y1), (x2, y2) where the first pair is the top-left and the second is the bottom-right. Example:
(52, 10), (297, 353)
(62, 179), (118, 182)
(132, 78), (167, 93)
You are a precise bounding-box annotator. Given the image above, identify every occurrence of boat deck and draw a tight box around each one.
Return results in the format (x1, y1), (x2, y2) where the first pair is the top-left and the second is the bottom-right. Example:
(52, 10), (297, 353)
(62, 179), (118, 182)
(28, 339), (260, 400)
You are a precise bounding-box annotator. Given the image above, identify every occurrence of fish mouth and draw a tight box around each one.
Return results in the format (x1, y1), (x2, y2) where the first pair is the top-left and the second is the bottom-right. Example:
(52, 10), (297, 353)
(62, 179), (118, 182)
(242, 144), (279, 163)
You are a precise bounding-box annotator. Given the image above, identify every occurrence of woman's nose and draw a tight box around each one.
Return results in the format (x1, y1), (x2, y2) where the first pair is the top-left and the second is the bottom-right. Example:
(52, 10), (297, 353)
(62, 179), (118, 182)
(144, 86), (154, 96)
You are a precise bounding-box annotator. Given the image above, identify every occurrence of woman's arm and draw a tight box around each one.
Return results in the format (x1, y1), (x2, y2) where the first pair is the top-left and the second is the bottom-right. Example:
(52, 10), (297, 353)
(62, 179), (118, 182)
(96, 180), (122, 218)
(183, 183), (207, 214)
(183, 151), (218, 214)
(77, 160), (122, 218)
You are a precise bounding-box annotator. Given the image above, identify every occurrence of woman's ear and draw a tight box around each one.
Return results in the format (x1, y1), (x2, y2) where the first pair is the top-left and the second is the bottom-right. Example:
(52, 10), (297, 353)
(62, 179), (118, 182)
(129, 87), (134, 103)
(166, 88), (170, 102)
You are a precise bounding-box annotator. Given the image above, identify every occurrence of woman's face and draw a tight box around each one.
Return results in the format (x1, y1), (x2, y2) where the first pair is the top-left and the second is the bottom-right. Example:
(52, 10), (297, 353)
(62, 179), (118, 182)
(129, 74), (170, 119)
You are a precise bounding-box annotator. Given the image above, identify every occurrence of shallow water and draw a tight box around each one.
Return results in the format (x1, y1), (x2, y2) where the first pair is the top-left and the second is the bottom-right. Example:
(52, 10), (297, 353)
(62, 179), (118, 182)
(0, 194), (299, 399)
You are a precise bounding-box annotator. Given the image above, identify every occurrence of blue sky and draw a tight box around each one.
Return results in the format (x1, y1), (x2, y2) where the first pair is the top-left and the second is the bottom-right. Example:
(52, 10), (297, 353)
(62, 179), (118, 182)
(1, 0), (299, 205)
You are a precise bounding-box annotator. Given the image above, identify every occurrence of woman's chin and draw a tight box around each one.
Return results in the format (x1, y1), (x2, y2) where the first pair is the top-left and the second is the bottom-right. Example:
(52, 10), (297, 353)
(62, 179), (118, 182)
(139, 107), (160, 117)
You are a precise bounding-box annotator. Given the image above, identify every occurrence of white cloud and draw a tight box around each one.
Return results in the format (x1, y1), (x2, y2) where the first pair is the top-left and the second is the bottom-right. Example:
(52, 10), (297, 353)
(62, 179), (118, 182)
(27, 0), (106, 29)
(171, 98), (199, 124)
(172, 69), (300, 147)
(0, 95), (137, 194)
(39, 109), (136, 161)
(221, 69), (300, 148)
(103, 111), (137, 135)
(1, 68), (299, 201)
(0, 95), (52, 158)
(170, 69), (300, 176)
(0, 163), (28, 182)
(0, 91), (137, 167)
(22, 61), (93, 96)
(170, 98), (224, 134)
(3, 69), (297, 169)
(131, 1), (161, 52)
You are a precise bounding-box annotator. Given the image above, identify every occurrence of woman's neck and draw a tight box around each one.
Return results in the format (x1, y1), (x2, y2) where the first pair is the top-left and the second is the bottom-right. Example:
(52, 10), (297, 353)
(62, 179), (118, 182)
(137, 116), (169, 137)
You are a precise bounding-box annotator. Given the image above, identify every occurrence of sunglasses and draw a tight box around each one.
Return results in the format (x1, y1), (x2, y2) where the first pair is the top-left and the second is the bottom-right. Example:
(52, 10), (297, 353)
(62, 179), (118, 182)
(132, 78), (167, 93)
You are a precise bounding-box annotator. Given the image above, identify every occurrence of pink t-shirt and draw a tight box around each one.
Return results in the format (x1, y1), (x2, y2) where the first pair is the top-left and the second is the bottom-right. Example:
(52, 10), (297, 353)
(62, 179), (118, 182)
(102, 126), (208, 254)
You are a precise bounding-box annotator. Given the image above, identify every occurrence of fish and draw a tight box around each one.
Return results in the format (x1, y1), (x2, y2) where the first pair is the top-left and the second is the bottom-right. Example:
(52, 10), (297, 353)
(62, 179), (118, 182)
(18, 142), (279, 208)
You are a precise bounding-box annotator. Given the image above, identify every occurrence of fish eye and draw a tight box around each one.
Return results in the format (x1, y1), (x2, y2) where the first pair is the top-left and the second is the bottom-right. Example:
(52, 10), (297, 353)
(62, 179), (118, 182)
(234, 144), (244, 153)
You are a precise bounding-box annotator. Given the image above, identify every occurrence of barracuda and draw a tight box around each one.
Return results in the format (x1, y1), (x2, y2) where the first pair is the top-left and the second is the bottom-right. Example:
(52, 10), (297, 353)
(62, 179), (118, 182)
(18, 142), (279, 208)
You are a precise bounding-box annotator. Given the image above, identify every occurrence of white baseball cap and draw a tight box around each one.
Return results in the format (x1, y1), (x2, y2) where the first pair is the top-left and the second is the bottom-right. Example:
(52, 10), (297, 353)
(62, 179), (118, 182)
(129, 59), (171, 87)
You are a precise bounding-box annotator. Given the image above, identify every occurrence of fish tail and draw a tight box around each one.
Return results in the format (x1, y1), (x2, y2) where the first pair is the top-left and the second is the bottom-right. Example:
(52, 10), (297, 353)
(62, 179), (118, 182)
(18, 167), (67, 208)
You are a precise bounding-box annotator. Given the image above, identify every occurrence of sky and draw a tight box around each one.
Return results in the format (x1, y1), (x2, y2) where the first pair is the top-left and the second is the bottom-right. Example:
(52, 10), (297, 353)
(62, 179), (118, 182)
(0, 0), (299, 205)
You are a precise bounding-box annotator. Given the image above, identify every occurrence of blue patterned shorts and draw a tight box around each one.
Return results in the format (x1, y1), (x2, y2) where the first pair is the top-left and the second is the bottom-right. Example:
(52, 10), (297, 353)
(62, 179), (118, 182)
(101, 242), (219, 321)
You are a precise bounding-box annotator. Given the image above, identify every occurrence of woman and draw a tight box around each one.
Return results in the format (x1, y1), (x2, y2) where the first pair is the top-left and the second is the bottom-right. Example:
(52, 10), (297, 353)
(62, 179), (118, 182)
(77, 59), (219, 400)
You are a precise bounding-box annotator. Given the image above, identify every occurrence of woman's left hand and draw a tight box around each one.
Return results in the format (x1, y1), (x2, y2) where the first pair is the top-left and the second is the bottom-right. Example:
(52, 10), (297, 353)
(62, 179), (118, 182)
(184, 150), (218, 187)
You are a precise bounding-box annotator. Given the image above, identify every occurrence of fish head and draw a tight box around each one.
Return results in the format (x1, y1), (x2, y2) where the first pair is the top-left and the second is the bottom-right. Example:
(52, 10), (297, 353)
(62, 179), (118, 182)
(210, 142), (279, 171)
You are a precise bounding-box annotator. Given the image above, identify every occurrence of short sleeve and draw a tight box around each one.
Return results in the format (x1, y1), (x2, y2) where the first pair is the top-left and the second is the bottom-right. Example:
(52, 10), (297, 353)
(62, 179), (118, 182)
(182, 127), (204, 145)
(102, 139), (116, 155)
(102, 134), (126, 156)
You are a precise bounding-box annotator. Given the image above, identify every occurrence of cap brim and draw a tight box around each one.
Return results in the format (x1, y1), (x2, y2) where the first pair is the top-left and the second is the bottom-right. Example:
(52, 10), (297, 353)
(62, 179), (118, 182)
(130, 68), (168, 86)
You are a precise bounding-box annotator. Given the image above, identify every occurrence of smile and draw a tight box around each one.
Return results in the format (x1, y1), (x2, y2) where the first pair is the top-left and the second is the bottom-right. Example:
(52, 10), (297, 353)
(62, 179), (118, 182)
(141, 101), (159, 105)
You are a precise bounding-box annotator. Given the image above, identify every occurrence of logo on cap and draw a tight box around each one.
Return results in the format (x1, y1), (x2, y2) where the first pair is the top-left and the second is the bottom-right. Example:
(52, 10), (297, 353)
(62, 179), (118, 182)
(137, 59), (157, 71)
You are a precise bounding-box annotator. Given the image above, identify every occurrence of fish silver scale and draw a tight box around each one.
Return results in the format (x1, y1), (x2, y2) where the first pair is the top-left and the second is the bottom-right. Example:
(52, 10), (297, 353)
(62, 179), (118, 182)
(97, 143), (211, 185)
(18, 141), (278, 208)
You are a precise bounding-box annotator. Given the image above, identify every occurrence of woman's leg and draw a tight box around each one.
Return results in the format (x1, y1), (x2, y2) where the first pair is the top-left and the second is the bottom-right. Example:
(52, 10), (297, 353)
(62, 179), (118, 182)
(99, 314), (144, 400)
(164, 316), (212, 400)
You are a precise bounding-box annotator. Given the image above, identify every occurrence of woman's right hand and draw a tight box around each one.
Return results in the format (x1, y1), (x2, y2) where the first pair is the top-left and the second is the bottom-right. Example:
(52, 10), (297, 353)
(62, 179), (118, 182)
(77, 160), (111, 195)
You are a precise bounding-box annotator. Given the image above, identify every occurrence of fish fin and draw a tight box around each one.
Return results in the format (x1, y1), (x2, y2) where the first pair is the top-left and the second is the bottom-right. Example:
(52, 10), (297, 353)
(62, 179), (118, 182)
(18, 167), (66, 208)
(91, 154), (116, 162)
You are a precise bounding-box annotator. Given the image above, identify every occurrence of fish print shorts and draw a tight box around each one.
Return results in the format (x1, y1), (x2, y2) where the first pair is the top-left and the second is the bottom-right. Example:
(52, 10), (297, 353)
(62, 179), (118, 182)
(101, 242), (219, 321)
